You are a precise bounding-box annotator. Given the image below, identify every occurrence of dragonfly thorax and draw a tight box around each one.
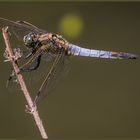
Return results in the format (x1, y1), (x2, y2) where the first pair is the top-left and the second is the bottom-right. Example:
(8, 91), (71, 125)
(38, 33), (70, 54)
(23, 32), (39, 48)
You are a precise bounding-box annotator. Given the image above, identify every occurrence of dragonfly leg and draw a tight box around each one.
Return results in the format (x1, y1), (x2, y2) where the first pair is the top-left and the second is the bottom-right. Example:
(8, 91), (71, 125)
(6, 70), (15, 87)
(19, 47), (43, 72)
(6, 59), (20, 85)
(24, 52), (33, 59)
(24, 47), (38, 59)
(20, 55), (42, 72)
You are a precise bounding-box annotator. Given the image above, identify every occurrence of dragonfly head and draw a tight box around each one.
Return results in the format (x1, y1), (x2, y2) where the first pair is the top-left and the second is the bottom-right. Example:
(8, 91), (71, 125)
(23, 32), (38, 48)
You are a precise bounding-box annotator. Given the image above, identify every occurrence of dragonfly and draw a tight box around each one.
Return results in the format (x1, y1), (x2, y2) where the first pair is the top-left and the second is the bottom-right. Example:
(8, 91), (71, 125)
(0, 17), (137, 104)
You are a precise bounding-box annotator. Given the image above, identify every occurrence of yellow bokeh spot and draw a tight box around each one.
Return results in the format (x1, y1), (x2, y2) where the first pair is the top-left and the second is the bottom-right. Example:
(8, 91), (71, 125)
(59, 14), (84, 39)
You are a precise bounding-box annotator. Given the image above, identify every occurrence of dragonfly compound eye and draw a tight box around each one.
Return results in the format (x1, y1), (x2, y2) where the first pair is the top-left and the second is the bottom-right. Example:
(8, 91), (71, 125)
(23, 32), (37, 48)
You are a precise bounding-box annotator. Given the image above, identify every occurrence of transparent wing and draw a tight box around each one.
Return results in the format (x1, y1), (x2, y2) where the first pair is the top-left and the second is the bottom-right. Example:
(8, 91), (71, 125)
(0, 18), (50, 92)
(0, 17), (47, 41)
(6, 51), (56, 94)
(0, 17), (48, 60)
(33, 52), (70, 105)
(22, 52), (57, 85)
(1, 18), (70, 103)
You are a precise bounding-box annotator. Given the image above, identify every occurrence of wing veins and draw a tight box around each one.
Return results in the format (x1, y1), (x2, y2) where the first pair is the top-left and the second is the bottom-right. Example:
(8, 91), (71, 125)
(34, 52), (63, 104)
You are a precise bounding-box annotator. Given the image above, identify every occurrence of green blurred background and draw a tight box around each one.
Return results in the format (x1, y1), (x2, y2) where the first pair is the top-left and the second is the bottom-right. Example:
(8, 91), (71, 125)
(0, 1), (140, 139)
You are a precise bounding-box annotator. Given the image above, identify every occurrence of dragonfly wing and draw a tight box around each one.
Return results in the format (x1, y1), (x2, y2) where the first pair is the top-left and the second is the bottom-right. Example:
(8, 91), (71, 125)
(22, 52), (57, 86)
(15, 20), (47, 34)
(6, 47), (43, 90)
(34, 52), (70, 105)
(0, 18), (48, 61)
(0, 17), (47, 41)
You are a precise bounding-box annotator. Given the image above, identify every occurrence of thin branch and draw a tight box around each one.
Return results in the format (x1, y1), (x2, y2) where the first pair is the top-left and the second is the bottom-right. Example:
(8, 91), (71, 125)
(2, 27), (48, 139)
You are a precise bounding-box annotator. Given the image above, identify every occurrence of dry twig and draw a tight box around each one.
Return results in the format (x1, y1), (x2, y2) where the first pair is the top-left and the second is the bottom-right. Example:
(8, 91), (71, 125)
(2, 27), (48, 139)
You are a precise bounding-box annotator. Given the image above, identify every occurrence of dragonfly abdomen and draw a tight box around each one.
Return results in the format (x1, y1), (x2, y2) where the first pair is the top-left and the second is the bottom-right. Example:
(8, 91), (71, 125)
(68, 44), (137, 59)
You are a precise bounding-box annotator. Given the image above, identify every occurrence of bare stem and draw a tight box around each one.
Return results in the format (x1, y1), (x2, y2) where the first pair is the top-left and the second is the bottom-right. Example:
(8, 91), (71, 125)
(2, 27), (48, 139)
